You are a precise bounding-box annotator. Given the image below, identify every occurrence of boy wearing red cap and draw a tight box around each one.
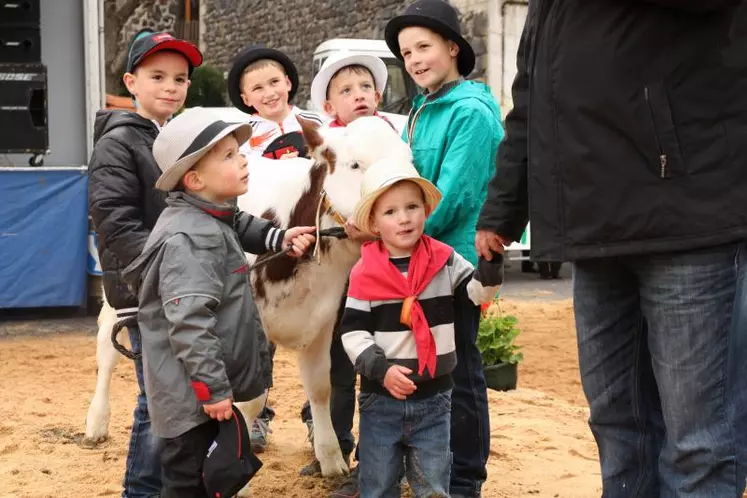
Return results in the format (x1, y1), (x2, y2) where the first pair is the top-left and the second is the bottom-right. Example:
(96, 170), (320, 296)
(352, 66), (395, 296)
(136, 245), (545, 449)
(88, 31), (203, 498)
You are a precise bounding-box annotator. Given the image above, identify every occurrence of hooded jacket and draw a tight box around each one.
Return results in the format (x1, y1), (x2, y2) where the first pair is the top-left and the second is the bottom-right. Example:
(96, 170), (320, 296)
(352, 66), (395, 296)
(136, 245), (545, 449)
(405, 80), (505, 265)
(123, 192), (274, 438)
(88, 110), (284, 313)
(88, 111), (165, 312)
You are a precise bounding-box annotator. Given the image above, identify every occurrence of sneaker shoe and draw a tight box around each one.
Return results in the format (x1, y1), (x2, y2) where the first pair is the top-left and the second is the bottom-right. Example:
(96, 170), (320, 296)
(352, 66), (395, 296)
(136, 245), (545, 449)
(328, 465), (360, 498)
(250, 416), (272, 454)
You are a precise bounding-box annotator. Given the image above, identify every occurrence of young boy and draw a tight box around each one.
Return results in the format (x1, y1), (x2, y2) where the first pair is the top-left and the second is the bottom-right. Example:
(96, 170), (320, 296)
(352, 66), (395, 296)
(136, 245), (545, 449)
(290, 52), (393, 479)
(310, 51), (392, 128)
(227, 44), (322, 160)
(122, 107), (317, 498)
(384, 2), (506, 496)
(226, 45), (322, 447)
(88, 31), (203, 498)
(340, 159), (501, 498)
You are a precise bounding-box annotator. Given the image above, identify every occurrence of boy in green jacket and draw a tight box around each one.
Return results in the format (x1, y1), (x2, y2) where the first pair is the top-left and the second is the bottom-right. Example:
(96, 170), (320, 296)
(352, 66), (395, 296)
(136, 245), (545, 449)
(387, 0), (504, 267)
(386, 1), (504, 497)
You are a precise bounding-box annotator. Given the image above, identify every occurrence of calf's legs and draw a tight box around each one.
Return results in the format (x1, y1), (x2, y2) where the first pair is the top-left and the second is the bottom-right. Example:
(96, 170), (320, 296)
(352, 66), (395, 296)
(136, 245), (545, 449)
(300, 321), (350, 477)
(84, 301), (120, 444)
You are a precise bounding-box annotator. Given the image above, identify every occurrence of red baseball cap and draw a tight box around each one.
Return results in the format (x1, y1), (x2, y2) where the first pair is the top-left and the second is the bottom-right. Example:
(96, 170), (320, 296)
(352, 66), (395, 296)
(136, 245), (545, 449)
(126, 31), (203, 75)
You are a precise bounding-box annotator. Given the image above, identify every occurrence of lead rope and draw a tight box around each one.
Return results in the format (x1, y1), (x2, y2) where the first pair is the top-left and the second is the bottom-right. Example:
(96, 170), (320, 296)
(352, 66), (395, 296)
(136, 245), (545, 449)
(313, 192), (326, 263)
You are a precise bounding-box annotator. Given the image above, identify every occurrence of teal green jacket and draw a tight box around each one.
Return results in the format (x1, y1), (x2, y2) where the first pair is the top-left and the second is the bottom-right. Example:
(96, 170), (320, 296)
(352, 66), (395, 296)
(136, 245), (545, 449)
(404, 80), (504, 265)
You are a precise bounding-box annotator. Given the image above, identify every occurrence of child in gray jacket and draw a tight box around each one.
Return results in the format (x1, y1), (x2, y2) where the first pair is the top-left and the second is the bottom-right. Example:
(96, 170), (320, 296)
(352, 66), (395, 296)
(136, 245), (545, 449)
(123, 107), (316, 498)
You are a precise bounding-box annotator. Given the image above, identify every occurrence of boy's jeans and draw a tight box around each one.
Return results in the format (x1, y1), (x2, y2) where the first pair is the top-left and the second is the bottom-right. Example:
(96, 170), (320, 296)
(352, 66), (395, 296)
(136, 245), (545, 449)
(122, 325), (164, 498)
(573, 242), (747, 498)
(358, 390), (452, 498)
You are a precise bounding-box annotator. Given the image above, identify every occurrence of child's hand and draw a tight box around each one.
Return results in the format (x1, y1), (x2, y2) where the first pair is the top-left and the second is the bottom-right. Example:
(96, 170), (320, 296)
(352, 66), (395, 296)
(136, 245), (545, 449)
(279, 151), (299, 160)
(203, 398), (234, 421)
(283, 226), (316, 258)
(383, 365), (417, 400)
(345, 217), (378, 243)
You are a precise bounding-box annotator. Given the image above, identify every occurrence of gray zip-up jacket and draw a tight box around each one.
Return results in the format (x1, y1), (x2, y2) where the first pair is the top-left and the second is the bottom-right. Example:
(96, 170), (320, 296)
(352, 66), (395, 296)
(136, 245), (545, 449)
(123, 192), (282, 438)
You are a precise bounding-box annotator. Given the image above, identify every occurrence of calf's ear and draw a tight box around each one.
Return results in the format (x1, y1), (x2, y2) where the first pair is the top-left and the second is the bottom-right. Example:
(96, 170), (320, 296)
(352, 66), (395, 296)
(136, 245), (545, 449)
(298, 116), (336, 174)
(298, 116), (324, 153)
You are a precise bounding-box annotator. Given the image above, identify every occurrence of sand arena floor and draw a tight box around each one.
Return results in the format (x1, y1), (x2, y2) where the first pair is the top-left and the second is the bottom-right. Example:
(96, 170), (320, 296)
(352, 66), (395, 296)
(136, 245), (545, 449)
(0, 299), (606, 498)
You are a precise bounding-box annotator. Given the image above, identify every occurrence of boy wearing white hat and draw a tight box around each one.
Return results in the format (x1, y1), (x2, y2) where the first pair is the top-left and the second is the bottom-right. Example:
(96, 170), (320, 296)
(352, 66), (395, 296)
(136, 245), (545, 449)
(311, 51), (394, 129)
(122, 107), (316, 497)
(339, 160), (502, 497)
(295, 51), (396, 479)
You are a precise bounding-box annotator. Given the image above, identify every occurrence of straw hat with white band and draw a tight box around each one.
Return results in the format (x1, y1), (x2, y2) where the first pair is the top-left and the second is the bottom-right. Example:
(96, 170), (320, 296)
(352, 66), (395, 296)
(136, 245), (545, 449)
(310, 51), (389, 115)
(353, 158), (442, 236)
(153, 107), (253, 192)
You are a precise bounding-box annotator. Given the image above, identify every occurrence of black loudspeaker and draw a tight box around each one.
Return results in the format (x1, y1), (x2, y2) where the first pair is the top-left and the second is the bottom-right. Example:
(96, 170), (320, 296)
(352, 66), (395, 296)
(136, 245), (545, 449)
(0, 1), (41, 63)
(0, 63), (48, 155)
(0, 0), (40, 25)
(0, 26), (41, 63)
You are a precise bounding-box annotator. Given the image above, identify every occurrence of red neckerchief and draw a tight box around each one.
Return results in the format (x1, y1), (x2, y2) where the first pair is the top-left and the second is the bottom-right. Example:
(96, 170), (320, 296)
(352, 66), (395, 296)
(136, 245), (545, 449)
(348, 236), (453, 377)
(328, 111), (396, 130)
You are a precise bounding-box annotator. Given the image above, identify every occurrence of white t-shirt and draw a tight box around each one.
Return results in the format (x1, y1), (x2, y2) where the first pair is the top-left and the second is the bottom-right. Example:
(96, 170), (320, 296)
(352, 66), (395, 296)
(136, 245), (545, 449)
(239, 107), (323, 159)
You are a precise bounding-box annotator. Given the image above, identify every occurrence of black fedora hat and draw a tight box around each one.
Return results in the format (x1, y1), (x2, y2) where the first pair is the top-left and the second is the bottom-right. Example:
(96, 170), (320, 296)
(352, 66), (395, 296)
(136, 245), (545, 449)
(385, 0), (475, 77)
(227, 45), (299, 115)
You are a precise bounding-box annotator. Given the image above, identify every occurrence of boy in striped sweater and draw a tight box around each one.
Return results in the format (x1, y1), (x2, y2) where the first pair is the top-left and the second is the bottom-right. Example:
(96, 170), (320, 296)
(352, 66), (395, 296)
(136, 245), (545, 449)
(340, 159), (502, 498)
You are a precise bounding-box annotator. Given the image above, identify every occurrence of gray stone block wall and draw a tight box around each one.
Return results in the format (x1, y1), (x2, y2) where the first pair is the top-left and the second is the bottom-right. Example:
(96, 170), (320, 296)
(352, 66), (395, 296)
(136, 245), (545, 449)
(200, 0), (489, 107)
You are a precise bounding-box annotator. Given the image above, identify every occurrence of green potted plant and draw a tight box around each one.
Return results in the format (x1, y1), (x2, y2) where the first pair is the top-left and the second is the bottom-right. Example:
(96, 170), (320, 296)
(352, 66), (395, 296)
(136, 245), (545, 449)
(477, 302), (523, 391)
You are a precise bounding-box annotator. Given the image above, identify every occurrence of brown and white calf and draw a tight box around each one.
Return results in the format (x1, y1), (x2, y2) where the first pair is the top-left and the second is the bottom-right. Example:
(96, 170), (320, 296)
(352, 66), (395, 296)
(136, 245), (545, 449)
(84, 116), (413, 478)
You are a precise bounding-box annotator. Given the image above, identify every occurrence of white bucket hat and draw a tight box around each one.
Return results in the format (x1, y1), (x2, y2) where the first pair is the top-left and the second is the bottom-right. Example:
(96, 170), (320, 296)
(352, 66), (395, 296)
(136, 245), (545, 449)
(353, 158), (442, 236)
(153, 107), (252, 191)
(310, 51), (388, 115)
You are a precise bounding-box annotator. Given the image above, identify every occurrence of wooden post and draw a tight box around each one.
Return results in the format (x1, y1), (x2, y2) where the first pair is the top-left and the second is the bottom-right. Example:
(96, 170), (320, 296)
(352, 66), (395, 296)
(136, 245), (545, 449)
(185, 0), (191, 22)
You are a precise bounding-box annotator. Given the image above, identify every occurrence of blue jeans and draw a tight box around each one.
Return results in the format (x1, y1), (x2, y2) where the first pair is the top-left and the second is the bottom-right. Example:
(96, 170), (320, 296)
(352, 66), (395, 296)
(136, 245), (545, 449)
(358, 390), (452, 498)
(450, 296), (490, 496)
(122, 325), (164, 498)
(573, 242), (747, 497)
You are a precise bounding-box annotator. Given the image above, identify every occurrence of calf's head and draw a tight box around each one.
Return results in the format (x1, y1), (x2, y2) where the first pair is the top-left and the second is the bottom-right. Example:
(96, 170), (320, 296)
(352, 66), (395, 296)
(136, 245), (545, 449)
(298, 116), (412, 222)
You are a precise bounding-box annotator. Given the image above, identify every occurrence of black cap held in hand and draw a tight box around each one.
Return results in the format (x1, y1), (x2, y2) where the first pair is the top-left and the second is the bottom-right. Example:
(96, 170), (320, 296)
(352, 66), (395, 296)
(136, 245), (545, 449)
(202, 406), (263, 498)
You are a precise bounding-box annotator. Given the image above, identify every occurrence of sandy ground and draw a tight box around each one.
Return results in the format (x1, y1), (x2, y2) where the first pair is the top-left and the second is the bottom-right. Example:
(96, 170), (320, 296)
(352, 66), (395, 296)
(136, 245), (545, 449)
(0, 299), (604, 498)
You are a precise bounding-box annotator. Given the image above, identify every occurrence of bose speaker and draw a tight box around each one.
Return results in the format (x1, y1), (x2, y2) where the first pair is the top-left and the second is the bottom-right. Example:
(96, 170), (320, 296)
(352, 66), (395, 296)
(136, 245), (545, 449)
(0, 63), (48, 154)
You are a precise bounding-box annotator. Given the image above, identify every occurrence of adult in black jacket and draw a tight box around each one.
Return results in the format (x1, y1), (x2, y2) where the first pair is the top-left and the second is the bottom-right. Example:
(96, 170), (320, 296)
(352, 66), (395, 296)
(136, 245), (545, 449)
(476, 1), (747, 496)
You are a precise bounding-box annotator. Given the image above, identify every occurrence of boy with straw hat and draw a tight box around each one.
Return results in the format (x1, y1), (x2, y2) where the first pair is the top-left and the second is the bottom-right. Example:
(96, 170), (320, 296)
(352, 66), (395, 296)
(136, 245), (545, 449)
(339, 159), (502, 497)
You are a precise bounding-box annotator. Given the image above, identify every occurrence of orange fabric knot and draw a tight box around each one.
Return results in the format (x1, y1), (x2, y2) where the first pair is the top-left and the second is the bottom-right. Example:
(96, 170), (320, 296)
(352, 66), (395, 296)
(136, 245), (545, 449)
(400, 296), (416, 328)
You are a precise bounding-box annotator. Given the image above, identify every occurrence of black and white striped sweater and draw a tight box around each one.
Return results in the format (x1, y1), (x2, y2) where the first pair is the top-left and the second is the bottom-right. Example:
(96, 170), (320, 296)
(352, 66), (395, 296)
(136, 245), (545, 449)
(340, 253), (499, 399)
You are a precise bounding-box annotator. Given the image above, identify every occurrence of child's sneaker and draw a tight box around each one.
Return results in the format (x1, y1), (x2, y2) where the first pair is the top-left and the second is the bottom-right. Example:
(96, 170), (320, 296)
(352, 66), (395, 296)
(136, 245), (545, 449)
(250, 416), (271, 453)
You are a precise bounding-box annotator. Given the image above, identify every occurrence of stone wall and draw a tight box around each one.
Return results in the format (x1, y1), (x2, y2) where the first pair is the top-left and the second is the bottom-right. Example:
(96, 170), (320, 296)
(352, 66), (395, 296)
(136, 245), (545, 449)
(200, 0), (490, 106)
(103, 0), (181, 94)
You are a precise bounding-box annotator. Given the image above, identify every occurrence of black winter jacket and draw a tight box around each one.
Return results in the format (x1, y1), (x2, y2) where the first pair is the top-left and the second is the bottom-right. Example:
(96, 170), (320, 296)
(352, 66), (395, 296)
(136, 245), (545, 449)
(88, 111), (164, 311)
(88, 111), (285, 312)
(478, 0), (747, 261)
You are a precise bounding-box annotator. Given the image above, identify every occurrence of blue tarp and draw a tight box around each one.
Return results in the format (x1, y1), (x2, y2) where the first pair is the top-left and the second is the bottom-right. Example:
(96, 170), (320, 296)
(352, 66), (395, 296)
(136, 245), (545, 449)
(0, 167), (88, 308)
